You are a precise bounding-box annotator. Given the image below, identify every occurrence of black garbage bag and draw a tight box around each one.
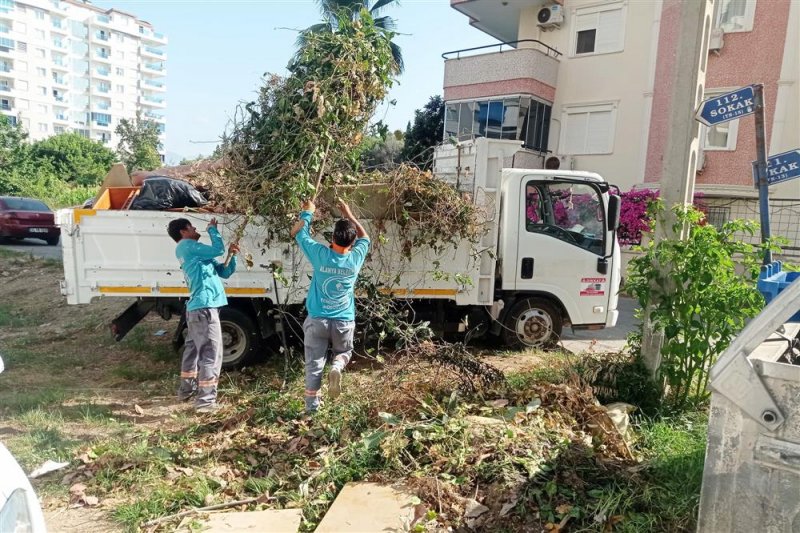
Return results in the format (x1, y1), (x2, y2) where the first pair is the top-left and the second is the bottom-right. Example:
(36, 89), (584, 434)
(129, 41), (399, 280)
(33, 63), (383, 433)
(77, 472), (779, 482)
(129, 177), (208, 210)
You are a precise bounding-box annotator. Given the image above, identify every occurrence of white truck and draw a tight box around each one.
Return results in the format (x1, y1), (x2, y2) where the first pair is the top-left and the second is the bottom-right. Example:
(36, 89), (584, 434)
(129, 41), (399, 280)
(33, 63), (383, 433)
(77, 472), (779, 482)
(57, 139), (622, 368)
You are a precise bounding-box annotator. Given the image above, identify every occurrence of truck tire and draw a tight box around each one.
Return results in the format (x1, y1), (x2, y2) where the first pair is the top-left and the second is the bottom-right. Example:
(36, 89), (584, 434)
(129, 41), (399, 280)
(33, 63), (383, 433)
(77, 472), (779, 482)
(46, 236), (60, 246)
(219, 307), (262, 369)
(501, 297), (562, 349)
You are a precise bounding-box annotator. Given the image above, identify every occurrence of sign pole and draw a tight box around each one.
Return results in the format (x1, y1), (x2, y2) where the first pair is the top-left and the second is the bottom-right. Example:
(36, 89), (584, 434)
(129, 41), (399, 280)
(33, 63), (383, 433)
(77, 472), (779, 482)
(753, 83), (772, 265)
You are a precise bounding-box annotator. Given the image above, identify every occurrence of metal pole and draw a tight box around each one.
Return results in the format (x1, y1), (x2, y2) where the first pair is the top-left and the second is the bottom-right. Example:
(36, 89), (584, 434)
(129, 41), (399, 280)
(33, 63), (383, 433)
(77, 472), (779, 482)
(753, 84), (772, 265)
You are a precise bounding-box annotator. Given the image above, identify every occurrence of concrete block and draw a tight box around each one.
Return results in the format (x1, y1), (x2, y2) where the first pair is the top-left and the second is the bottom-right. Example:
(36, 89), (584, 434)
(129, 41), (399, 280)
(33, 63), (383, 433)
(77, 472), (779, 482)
(314, 482), (416, 533)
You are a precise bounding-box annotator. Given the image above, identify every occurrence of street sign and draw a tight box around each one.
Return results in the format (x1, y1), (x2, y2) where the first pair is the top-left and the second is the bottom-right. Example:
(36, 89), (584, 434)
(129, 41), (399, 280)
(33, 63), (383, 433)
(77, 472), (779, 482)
(752, 149), (800, 187)
(695, 86), (755, 127)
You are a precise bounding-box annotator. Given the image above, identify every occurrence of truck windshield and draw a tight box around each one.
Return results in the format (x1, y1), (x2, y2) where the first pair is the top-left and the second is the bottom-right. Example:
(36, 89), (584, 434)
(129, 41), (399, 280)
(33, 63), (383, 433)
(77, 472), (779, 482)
(525, 181), (605, 255)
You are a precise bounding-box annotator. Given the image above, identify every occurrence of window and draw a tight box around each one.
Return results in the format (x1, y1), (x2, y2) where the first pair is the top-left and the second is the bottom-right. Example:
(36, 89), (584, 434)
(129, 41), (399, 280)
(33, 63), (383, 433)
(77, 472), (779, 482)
(35, 48), (45, 58)
(701, 90), (740, 150)
(443, 96), (552, 152)
(561, 103), (617, 155)
(36, 67), (46, 77)
(15, 41), (26, 53)
(115, 50), (124, 60)
(38, 122), (47, 132)
(115, 67), (123, 76)
(38, 86), (46, 95)
(572, 3), (626, 56)
(54, 125), (65, 134)
(525, 181), (606, 255)
(706, 206), (731, 230)
(34, 29), (45, 39)
(716, 0), (757, 32)
(35, 9), (45, 20)
(116, 84), (124, 93)
(0, 98), (10, 110)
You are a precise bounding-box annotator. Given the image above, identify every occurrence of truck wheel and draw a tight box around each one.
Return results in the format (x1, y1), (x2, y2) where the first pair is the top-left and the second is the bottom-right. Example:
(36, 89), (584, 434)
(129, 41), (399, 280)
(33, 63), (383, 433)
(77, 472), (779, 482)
(219, 307), (261, 369)
(501, 297), (562, 349)
(46, 236), (60, 246)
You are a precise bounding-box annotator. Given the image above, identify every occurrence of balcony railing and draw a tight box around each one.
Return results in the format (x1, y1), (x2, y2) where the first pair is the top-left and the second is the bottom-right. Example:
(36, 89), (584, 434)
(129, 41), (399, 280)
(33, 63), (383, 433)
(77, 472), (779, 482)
(55, 113), (68, 121)
(96, 14), (111, 23)
(95, 31), (109, 41)
(96, 51), (110, 60)
(96, 67), (110, 76)
(144, 111), (164, 120)
(0, 64), (10, 72)
(143, 46), (164, 56)
(143, 95), (164, 104)
(144, 79), (164, 88)
(0, 25), (9, 34)
(52, 76), (66, 85)
(0, 85), (10, 92)
(443, 39), (561, 101)
(0, 103), (11, 111)
(96, 85), (110, 93)
(95, 101), (110, 110)
(153, 32), (165, 40)
(144, 62), (165, 71)
(54, 95), (65, 102)
(0, 0), (12, 13)
(52, 59), (65, 68)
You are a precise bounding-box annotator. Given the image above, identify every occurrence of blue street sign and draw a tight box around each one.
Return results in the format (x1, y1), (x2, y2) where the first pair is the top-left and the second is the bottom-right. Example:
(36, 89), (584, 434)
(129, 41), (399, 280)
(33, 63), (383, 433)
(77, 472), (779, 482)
(752, 149), (800, 187)
(695, 86), (755, 127)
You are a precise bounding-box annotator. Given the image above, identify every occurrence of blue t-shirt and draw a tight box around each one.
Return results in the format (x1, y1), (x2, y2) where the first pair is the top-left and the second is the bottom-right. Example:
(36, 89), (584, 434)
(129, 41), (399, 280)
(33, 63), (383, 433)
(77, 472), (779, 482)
(176, 227), (237, 312)
(295, 211), (370, 321)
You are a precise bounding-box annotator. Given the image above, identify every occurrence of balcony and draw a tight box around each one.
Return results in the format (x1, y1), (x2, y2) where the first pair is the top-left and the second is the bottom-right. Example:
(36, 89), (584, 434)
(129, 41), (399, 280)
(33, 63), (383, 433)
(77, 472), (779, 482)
(142, 61), (166, 76)
(144, 110), (164, 122)
(140, 28), (168, 45)
(141, 94), (165, 107)
(0, 24), (9, 34)
(141, 45), (166, 60)
(52, 75), (67, 86)
(96, 14), (112, 26)
(0, 63), (10, 73)
(93, 99), (111, 111)
(143, 79), (165, 91)
(450, 0), (543, 43)
(94, 31), (109, 42)
(52, 59), (68, 71)
(442, 41), (560, 103)
(52, 39), (67, 50)
(0, 0), (12, 14)
(54, 113), (69, 123)
(92, 85), (110, 96)
(1, 102), (12, 111)
(95, 50), (112, 63)
(0, 84), (10, 93)
(94, 66), (111, 78)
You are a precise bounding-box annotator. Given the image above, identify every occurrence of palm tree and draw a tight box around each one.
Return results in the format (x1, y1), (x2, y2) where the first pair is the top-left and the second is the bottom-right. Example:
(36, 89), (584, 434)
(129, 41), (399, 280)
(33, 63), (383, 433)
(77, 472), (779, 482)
(296, 0), (404, 73)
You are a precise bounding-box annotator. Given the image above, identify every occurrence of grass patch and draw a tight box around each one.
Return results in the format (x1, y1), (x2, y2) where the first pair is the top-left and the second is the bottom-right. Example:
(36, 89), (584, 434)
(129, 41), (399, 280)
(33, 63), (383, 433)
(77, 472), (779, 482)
(0, 303), (35, 328)
(112, 362), (171, 382)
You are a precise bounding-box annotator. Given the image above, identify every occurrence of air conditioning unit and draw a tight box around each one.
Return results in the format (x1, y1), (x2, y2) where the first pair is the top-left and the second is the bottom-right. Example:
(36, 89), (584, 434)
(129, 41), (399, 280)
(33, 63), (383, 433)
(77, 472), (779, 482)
(544, 154), (574, 170)
(708, 27), (724, 52)
(537, 4), (564, 29)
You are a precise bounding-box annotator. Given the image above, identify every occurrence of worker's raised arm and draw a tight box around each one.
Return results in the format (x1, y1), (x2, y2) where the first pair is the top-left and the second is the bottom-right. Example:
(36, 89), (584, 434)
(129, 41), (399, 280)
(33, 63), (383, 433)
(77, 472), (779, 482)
(338, 200), (368, 240)
(187, 218), (226, 259)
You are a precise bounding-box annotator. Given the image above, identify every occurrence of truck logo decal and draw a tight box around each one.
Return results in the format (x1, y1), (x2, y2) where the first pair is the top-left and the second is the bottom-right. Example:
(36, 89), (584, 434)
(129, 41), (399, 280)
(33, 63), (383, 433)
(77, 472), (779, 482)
(580, 277), (606, 296)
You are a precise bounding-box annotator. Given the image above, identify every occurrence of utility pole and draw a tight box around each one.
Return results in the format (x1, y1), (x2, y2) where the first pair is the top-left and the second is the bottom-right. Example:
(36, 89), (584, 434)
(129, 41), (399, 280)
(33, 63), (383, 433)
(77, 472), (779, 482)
(641, 0), (716, 376)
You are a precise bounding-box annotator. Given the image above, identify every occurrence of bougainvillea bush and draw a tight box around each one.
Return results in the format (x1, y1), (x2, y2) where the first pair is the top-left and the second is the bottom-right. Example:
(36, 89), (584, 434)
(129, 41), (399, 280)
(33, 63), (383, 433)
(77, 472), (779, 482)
(618, 189), (706, 246)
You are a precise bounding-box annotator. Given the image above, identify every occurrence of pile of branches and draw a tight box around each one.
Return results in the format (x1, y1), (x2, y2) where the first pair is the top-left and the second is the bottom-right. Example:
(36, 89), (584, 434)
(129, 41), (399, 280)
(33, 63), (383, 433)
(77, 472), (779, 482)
(217, 14), (397, 224)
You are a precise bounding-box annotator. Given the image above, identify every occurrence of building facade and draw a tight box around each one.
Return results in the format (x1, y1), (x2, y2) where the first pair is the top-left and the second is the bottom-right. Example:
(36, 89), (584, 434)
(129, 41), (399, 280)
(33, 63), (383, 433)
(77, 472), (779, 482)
(445, 0), (799, 201)
(0, 0), (166, 152)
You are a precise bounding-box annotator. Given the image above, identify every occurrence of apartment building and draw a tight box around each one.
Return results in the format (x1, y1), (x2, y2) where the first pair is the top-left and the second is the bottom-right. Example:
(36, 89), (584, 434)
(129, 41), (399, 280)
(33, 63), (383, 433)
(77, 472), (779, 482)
(0, 0), (166, 152)
(444, 0), (799, 200)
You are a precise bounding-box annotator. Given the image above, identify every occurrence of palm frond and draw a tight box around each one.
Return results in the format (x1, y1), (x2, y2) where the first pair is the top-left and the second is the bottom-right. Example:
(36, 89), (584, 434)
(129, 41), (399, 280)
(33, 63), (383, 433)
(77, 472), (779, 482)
(390, 41), (404, 74)
(370, 0), (399, 16)
(373, 15), (397, 32)
(294, 22), (333, 51)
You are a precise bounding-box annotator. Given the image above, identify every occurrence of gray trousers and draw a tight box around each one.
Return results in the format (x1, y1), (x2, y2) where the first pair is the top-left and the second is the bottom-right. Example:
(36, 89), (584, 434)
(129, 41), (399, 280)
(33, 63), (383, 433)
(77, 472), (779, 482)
(178, 307), (223, 408)
(303, 316), (355, 412)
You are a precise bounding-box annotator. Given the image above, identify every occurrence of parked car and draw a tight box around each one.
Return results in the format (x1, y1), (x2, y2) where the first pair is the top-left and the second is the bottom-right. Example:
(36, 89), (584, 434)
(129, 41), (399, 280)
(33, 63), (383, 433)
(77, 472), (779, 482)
(0, 197), (59, 246)
(0, 357), (48, 532)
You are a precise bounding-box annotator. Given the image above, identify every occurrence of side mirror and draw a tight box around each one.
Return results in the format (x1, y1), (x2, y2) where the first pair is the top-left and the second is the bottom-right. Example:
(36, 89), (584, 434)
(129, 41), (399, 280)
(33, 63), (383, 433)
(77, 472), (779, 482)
(607, 194), (621, 231)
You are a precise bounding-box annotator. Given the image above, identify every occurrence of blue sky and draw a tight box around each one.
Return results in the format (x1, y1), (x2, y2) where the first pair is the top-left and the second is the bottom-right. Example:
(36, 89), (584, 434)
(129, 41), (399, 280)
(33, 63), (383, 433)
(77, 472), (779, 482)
(94, 0), (497, 163)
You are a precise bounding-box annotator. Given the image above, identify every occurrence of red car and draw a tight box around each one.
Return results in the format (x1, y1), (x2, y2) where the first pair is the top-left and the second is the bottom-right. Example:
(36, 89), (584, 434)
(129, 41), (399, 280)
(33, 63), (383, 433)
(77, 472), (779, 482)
(0, 196), (60, 246)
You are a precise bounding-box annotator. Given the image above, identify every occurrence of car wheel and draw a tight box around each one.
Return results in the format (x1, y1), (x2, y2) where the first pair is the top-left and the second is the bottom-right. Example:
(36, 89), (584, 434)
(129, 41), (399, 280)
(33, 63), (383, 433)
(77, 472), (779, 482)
(501, 297), (563, 349)
(46, 236), (60, 246)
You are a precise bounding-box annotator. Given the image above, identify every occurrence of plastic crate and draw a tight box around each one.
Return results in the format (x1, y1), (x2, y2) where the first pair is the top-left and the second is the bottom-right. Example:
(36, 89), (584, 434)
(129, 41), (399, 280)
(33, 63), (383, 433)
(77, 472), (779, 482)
(756, 261), (800, 322)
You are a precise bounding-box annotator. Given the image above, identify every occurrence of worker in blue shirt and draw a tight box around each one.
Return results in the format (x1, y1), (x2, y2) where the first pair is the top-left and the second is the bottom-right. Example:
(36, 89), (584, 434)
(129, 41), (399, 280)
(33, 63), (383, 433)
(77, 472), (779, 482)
(167, 217), (238, 413)
(291, 199), (370, 414)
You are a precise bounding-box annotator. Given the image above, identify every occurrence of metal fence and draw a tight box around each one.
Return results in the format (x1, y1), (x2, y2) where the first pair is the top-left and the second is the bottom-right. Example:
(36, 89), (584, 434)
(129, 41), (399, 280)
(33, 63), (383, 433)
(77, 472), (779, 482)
(703, 196), (800, 258)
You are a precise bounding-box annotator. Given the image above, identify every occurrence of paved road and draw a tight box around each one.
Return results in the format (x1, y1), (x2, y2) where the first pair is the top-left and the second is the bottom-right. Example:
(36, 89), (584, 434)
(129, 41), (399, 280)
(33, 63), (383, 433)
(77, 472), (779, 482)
(0, 239), (63, 261)
(561, 296), (638, 353)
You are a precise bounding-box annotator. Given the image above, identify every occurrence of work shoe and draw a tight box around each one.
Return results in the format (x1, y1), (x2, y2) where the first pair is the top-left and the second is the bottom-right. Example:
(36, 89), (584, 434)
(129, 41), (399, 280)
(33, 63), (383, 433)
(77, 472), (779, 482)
(328, 368), (342, 399)
(195, 403), (222, 414)
(177, 390), (196, 402)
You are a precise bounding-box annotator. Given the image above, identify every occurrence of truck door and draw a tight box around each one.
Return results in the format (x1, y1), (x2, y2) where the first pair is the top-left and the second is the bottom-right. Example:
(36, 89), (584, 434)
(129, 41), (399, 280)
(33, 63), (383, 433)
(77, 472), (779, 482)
(515, 178), (611, 327)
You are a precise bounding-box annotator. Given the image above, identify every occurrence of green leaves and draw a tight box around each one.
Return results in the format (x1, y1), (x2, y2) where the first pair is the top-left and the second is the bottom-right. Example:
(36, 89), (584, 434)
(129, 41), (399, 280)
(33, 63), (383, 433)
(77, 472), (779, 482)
(626, 205), (766, 409)
(115, 111), (162, 173)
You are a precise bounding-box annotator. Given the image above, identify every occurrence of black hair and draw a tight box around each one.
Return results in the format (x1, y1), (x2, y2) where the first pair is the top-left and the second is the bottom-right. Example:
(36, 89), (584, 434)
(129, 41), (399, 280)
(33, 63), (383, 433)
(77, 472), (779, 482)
(167, 218), (191, 243)
(333, 219), (357, 247)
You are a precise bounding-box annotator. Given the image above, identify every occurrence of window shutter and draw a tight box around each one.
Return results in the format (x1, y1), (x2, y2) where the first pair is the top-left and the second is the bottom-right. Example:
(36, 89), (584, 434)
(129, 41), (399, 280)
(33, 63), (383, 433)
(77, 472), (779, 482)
(565, 112), (589, 154)
(597, 8), (624, 53)
(586, 110), (612, 153)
